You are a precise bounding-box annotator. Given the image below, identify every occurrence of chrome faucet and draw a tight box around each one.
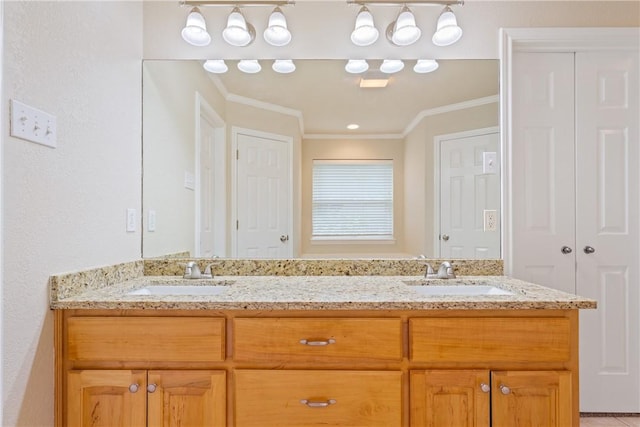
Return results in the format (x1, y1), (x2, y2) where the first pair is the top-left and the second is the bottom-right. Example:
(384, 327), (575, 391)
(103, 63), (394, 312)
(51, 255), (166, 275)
(183, 261), (217, 279)
(424, 263), (437, 279)
(437, 261), (456, 279)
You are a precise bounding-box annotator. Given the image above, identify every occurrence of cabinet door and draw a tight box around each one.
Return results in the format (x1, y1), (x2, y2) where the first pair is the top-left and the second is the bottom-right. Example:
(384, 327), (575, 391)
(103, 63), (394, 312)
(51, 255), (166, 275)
(410, 370), (489, 427)
(67, 370), (146, 427)
(491, 371), (572, 427)
(147, 370), (226, 427)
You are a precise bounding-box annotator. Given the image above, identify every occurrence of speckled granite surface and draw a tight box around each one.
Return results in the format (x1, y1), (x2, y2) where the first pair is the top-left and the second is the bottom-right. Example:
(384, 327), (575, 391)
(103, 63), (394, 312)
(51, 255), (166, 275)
(50, 274), (596, 311)
(143, 258), (503, 277)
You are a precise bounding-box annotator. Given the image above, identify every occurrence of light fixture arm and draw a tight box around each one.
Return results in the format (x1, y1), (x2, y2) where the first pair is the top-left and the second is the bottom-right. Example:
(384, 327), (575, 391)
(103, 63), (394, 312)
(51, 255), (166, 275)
(347, 0), (462, 6)
(181, 0), (294, 7)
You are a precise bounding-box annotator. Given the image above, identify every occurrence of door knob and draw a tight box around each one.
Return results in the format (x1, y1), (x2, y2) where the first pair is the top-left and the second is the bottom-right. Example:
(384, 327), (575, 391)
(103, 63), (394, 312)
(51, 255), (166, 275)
(441, 234), (450, 241)
(584, 246), (596, 254)
(561, 246), (573, 254)
(280, 235), (289, 243)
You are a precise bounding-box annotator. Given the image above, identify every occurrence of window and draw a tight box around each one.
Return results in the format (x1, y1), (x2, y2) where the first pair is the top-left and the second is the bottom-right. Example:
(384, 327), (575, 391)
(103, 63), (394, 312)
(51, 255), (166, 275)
(312, 160), (393, 240)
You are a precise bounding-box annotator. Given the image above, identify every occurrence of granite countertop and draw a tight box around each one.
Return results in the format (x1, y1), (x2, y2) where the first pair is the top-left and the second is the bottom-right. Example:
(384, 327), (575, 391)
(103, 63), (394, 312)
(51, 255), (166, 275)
(50, 275), (596, 311)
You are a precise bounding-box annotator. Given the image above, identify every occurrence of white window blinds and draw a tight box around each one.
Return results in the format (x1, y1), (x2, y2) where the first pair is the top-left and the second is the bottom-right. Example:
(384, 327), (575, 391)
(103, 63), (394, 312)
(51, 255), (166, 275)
(312, 160), (393, 239)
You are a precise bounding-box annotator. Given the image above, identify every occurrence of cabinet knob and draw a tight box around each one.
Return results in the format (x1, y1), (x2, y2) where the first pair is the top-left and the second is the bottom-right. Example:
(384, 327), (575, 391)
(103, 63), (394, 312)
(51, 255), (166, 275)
(561, 246), (573, 254)
(299, 338), (336, 346)
(129, 383), (139, 393)
(499, 384), (511, 395)
(480, 383), (490, 393)
(300, 399), (337, 408)
(147, 383), (157, 393)
(584, 246), (596, 254)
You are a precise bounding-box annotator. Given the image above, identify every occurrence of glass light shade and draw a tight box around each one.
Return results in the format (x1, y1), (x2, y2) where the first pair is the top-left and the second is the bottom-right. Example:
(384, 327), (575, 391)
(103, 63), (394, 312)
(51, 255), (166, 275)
(272, 59), (296, 74)
(351, 7), (379, 47)
(380, 59), (404, 74)
(345, 59), (369, 74)
(223, 7), (255, 47)
(181, 7), (211, 47)
(264, 7), (291, 46)
(203, 60), (228, 74)
(237, 59), (261, 74)
(390, 6), (421, 46)
(413, 59), (439, 73)
(432, 6), (462, 46)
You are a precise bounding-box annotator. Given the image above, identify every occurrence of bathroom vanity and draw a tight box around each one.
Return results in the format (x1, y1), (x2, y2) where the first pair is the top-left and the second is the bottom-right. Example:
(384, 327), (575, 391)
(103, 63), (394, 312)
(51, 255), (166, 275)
(51, 264), (595, 427)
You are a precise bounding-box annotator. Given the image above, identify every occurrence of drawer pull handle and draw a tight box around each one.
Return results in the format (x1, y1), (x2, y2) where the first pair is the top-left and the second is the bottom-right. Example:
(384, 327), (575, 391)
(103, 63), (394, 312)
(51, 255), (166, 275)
(300, 399), (337, 408)
(299, 338), (336, 346)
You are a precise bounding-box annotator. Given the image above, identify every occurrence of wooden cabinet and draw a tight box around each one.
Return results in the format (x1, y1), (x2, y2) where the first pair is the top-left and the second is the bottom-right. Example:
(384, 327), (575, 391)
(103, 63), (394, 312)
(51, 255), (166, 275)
(410, 370), (572, 427)
(67, 370), (225, 427)
(55, 309), (580, 427)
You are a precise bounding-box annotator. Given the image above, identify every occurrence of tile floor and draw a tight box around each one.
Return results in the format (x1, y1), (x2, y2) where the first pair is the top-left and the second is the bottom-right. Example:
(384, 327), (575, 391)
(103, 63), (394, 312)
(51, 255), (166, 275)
(580, 417), (640, 426)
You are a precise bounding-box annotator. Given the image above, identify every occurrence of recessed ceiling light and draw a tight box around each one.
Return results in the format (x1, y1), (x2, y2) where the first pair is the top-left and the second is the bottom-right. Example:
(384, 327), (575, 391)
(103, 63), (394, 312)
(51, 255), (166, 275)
(347, 124), (360, 130)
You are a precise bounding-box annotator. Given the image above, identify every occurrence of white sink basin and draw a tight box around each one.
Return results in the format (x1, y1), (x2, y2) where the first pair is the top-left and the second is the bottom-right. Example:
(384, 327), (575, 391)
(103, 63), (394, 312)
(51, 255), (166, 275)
(411, 285), (513, 296)
(127, 285), (228, 296)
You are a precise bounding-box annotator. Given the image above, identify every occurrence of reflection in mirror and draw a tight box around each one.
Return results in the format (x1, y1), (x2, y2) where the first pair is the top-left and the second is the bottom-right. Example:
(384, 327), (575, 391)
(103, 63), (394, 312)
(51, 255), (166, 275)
(142, 59), (500, 259)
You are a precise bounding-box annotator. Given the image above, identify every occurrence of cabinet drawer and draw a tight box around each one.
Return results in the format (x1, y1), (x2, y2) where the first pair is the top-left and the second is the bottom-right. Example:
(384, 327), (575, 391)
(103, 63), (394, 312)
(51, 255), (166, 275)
(234, 318), (402, 362)
(234, 370), (402, 427)
(410, 317), (571, 363)
(67, 317), (225, 363)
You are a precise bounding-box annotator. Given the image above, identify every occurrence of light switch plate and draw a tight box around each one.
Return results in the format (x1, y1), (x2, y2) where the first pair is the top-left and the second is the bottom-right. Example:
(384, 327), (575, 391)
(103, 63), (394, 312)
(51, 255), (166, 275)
(148, 210), (156, 232)
(126, 208), (137, 232)
(184, 172), (195, 190)
(10, 99), (57, 148)
(482, 152), (498, 174)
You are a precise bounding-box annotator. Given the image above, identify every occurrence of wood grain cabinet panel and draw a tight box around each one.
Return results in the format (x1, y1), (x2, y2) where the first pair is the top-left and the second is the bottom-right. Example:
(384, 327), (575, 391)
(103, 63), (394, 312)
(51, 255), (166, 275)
(410, 317), (571, 363)
(67, 317), (225, 363)
(410, 370), (490, 427)
(234, 370), (402, 427)
(234, 318), (402, 363)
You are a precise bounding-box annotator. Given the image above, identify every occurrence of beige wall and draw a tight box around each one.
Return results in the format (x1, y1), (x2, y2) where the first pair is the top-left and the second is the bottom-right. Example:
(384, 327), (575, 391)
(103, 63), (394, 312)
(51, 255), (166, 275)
(2, 2), (143, 425)
(301, 138), (406, 257)
(143, 61), (226, 258)
(404, 102), (500, 257)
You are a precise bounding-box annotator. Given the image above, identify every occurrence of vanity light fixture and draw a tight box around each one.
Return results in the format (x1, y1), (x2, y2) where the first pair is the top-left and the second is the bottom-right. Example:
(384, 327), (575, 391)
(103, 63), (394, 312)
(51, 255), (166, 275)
(222, 7), (256, 46)
(432, 5), (462, 46)
(386, 6), (421, 46)
(380, 59), (404, 73)
(351, 6), (379, 46)
(345, 59), (370, 74)
(264, 7), (292, 46)
(237, 59), (262, 73)
(272, 59), (296, 73)
(181, 7), (211, 46)
(413, 59), (439, 73)
(203, 59), (228, 73)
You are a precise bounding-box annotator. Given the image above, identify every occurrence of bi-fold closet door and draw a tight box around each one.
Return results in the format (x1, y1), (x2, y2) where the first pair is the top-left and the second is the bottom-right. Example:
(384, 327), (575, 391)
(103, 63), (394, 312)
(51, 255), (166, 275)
(510, 49), (639, 412)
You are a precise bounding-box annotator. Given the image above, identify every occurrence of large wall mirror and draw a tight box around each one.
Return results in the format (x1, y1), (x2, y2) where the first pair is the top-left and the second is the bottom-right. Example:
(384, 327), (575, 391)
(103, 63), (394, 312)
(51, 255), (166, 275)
(142, 59), (500, 259)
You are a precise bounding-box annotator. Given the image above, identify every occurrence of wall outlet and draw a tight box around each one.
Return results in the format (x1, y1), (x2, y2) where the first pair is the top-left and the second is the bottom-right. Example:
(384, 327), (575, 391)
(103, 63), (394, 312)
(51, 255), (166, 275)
(126, 208), (137, 232)
(184, 172), (195, 190)
(484, 210), (498, 232)
(148, 210), (156, 232)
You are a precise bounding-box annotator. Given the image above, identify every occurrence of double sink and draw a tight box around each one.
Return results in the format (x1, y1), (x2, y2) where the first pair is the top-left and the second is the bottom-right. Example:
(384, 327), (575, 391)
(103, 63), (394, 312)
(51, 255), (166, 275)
(126, 279), (513, 297)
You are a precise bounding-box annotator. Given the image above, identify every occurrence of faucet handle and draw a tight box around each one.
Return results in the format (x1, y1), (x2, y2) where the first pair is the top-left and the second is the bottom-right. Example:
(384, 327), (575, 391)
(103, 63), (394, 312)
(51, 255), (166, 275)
(424, 263), (436, 278)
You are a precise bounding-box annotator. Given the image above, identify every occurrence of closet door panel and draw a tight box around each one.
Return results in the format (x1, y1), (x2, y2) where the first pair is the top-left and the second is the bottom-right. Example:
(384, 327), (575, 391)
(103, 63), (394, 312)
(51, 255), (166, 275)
(576, 51), (640, 412)
(511, 52), (576, 293)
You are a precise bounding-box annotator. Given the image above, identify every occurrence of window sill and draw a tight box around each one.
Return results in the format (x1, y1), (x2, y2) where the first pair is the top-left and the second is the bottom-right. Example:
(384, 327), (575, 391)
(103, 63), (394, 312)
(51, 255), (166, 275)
(310, 236), (396, 245)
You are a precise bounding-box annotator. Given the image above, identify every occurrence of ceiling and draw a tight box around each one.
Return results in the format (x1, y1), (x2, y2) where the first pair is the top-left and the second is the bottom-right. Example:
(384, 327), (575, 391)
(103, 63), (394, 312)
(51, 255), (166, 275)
(211, 59), (499, 135)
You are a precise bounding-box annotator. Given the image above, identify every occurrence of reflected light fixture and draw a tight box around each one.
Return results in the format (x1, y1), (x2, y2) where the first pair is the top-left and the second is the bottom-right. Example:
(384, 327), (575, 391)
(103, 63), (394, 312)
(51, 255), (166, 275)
(386, 6), (421, 46)
(264, 7), (292, 46)
(380, 59), (404, 74)
(181, 7), (211, 47)
(345, 59), (369, 74)
(272, 59), (296, 73)
(238, 59), (261, 73)
(222, 7), (255, 47)
(351, 6), (379, 47)
(347, 124), (360, 130)
(413, 59), (439, 73)
(432, 6), (462, 46)
(203, 59), (228, 73)
(359, 72), (389, 88)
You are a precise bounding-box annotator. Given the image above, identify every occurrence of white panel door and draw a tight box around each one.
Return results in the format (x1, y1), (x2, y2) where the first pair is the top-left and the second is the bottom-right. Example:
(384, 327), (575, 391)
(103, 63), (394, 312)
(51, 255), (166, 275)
(575, 51), (640, 412)
(236, 131), (291, 258)
(511, 52), (577, 294)
(199, 115), (216, 258)
(439, 131), (501, 259)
